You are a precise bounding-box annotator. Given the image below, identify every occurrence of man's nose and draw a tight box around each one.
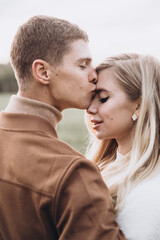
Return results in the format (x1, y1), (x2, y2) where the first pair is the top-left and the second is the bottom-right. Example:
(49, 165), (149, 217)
(89, 69), (97, 84)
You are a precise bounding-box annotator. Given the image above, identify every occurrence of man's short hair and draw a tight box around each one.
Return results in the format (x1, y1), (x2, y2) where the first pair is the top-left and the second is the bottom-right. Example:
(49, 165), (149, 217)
(10, 15), (88, 89)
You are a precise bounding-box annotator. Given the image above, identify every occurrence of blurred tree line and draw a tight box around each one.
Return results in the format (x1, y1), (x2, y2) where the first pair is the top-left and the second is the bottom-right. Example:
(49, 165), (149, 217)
(0, 63), (18, 92)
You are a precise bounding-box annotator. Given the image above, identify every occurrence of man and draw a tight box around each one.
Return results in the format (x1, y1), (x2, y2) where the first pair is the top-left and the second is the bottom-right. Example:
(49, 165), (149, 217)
(0, 16), (125, 239)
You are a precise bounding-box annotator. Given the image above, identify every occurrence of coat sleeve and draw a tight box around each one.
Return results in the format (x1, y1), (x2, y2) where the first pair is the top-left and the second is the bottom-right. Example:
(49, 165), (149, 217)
(54, 158), (126, 240)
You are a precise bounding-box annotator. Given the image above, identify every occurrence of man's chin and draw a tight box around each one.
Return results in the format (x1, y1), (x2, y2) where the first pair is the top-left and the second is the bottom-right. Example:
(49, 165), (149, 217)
(72, 98), (91, 110)
(85, 100), (92, 110)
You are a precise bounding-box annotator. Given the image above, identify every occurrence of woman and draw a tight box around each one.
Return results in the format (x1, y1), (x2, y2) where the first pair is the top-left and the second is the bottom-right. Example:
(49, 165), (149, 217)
(86, 53), (160, 239)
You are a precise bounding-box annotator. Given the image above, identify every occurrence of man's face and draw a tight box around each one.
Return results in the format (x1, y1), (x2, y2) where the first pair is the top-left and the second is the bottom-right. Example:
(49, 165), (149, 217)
(49, 40), (97, 111)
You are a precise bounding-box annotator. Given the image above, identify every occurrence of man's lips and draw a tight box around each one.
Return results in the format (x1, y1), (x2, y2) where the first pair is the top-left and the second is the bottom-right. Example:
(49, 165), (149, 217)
(91, 119), (103, 130)
(91, 90), (96, 96)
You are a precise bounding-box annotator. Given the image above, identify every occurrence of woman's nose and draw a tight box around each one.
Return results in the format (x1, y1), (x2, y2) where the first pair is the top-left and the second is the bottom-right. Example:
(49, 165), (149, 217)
(87, 101), (97, 115)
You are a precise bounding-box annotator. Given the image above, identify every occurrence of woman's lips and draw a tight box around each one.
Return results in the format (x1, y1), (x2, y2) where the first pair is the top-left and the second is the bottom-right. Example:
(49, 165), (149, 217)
(91, 120), (103, 130)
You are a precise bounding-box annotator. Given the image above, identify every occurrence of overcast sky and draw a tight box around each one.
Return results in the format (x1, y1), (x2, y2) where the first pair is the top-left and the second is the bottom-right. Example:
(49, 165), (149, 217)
(1, 0), (160, 65)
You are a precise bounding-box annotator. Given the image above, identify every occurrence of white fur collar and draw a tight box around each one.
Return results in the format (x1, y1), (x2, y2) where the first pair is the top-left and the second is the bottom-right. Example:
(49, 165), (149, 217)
(116, 174), (160, 240)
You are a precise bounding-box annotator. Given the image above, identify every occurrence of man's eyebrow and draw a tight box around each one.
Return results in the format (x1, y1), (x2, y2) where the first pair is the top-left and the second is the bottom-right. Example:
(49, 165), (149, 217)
(76, 57), (92, 63)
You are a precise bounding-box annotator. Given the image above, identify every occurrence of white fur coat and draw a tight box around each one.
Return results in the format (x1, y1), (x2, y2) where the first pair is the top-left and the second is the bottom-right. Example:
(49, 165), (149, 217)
(116, 174), (160, 240)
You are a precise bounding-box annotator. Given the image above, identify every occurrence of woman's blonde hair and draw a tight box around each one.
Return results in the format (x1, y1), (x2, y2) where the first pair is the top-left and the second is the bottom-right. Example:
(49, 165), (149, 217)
(86, 53), (160, 212)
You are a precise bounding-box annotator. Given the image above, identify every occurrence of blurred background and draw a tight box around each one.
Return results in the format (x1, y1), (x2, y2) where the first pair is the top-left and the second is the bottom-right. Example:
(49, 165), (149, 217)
(0, 0), (160, 154)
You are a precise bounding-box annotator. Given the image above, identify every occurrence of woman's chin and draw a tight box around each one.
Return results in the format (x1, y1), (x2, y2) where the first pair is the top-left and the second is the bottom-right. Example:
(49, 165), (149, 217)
(96, 132), (104, 140)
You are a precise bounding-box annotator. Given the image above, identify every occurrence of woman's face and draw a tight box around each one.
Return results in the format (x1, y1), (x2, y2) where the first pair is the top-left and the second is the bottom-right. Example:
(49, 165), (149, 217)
(87, 69), (138, 143)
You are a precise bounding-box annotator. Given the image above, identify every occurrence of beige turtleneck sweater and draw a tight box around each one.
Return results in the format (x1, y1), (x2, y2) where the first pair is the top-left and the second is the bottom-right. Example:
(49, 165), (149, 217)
(4, 94), (62, 129)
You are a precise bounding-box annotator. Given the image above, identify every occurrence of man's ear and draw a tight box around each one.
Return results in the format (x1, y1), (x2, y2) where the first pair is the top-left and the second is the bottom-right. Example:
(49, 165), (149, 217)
(32, 59), (50, 85)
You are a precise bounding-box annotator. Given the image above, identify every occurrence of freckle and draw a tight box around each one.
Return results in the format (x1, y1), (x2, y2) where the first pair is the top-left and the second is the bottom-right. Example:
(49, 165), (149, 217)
(111, 118), (113, 120)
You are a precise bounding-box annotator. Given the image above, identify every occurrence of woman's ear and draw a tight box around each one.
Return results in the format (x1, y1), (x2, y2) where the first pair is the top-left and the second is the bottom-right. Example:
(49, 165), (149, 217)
(32, 59), (50, 85)
(133, 97), (141, 120)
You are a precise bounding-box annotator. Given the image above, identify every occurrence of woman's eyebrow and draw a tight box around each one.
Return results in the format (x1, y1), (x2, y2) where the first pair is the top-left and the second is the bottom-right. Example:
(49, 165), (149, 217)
(96, 88), (109, 93)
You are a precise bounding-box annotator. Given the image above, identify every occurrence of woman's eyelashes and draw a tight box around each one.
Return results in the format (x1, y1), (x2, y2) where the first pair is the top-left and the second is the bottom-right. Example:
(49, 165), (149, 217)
(99, 96), (109, 103)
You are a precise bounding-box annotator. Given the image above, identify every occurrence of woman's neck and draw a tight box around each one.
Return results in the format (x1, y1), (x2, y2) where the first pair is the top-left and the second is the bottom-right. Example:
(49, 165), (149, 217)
(117, 145), (131, 155)
(116, 131), (134, 155)
(116, 124), (137, 155)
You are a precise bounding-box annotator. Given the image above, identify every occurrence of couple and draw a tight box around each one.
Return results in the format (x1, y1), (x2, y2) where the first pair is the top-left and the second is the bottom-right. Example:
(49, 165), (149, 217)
(0, 15), (159, 240)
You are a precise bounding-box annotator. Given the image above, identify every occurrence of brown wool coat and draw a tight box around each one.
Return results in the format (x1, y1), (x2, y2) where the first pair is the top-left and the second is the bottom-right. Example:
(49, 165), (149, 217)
(0, 112), (125, 240)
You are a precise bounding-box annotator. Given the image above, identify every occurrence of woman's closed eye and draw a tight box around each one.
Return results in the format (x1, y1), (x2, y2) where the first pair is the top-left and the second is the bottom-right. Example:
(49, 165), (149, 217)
(99, 96), (109, 103)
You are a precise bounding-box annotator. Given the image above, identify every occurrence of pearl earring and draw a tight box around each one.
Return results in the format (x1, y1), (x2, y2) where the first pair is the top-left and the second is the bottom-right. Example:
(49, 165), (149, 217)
(132, 114), (137, 121)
